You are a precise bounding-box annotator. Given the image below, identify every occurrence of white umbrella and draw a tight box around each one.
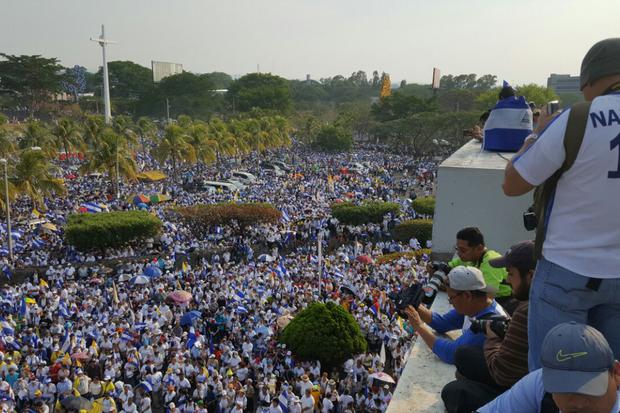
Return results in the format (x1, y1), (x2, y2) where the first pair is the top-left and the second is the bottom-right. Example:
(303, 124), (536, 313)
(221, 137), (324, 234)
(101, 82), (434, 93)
(369, 372), (395, 384)
(118, 273), (132, 282)
(130, 275), (150, 285)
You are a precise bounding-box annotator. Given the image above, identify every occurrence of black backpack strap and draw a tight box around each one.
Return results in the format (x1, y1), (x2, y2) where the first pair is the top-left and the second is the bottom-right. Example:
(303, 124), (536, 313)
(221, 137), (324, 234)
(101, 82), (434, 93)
(533, 101), (592, 259)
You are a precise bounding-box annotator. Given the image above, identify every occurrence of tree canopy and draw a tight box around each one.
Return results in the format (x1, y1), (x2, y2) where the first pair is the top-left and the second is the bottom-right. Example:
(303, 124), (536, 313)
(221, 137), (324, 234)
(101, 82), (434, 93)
(227, 73), (292, 113)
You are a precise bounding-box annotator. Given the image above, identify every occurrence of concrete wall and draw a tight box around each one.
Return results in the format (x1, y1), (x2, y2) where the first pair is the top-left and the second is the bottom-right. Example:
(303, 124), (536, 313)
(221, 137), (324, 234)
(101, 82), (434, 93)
(386, 293), (459, 413)
(432, 140), (533, 258)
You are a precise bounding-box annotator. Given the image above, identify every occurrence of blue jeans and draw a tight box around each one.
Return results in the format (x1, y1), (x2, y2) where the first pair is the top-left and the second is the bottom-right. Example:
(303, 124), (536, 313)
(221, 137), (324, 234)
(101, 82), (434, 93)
(528, 257), (620, 370)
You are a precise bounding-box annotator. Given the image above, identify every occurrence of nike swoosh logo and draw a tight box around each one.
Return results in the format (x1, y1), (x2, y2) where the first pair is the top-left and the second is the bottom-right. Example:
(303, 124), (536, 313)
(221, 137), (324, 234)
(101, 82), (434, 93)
(556, 350), (588, 362)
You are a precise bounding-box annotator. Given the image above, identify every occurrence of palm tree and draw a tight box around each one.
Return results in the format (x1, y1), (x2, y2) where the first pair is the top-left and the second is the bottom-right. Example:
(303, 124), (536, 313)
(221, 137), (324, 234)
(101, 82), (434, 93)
(185, 120), (216, 166)
(82, 127), (137, 197)
(11, 148), (66, 208)
(51, 117), (84, 156)
(112, 115), (138, 148)
(134, 117), (157, 164)
(152, 124), (196, 175)
(82, 115), (106, 149)
(18, 120), (56, 157)
(0, 123), (16, 159)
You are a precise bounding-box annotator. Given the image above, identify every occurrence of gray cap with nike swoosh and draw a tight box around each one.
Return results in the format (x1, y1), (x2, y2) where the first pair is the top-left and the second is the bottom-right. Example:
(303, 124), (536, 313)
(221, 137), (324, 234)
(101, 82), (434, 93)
(541, 322), (615, 396)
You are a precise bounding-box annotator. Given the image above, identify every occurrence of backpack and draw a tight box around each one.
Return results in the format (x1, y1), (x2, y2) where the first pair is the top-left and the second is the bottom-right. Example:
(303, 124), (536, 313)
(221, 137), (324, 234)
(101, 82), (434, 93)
(532, 101), (592, 259)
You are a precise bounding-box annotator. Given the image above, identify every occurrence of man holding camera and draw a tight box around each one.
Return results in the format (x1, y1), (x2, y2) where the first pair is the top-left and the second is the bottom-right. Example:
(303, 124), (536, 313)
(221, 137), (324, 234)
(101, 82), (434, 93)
(503, 38), (620, 370)
(404, 266), (507, 365)
(441, 241), (535, 413)
(439, 227), (517, 315)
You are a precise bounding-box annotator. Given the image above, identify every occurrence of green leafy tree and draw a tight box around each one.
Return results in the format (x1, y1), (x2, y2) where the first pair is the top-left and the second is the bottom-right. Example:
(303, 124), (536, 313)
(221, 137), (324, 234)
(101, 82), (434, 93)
(11, 148), (66, 207)
(183, 118), (217, 165)
(95, 60), (153, 99)
(134, 117), (157, 160)
(227, 73), (292, 113)
(280, 302), (367, 371)
(0, 54), (64, 116)
(371, 91), (437, 122)
(152, 124), (196, 174)
(476, 84), (558, 110)
(52, 117), (84, 156)
(18, 120), (56, 156)
(312, 124), (352, 152)
(204, 72), (233, 89)
(82, 127), (137, 196)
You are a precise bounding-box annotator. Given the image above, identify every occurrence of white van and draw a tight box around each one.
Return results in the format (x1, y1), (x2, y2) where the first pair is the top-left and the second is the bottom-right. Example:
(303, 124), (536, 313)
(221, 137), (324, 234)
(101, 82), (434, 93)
(231, 171), (257, 184)
(202, 181), (240, 193)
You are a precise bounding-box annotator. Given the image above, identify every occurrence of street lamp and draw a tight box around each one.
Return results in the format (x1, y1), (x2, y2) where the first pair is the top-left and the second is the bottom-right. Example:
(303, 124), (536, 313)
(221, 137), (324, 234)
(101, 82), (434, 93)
(0, 158), (12, 262)
(1, 147), (42, 262)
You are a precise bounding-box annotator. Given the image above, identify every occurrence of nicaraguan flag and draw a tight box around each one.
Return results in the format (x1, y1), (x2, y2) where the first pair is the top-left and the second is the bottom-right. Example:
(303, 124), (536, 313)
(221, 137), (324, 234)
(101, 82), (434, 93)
(120, 332), (133, 342)
(483, 95), (533, 152)
(32, 238), (46, 249)
(60, 330), (71, 354)
(19, 298), (27, 317)
(281, 210), (290, 223)
(236, 305), (248, 314)
(1, 265), (11, 280)
(233, 291), (245, 301)
(214, 226), (223, 235)
(278, 390), (290, 413)
(133, 322), (147, 331)
(278, 262), (289, 277)
(58, 300), (71, 318)
(187, 327), (197, 349)
(0, 321), (14, 337)
(81, 202), (102, 213)
(10, 230), (22, 240)
(333, 268), (344, 278)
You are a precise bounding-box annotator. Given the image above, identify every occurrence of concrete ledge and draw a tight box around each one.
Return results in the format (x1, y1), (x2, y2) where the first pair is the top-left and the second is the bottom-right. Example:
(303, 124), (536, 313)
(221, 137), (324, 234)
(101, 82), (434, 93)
(387, 292), (460, 413)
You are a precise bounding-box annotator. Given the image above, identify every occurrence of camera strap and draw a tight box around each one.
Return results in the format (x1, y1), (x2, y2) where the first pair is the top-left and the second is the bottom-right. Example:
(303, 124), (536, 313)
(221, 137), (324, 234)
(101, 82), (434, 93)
(532, 101), (592, 260)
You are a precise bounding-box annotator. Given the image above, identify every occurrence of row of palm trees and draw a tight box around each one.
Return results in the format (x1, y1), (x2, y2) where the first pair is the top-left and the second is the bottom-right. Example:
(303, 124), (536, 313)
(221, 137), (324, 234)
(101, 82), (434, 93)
(0, 113), (292, 211)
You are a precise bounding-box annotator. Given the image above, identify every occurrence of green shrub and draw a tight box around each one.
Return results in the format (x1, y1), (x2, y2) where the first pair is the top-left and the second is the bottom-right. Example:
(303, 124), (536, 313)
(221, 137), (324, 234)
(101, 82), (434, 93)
(412, 196), (435, 216)
(312, 125), (353, 152)
(392, 219), (433, 245)
(280, 302), (367, 371)
(331, 201), (400, 225)
(176, 202), (281, 234)
(65, 210), (162, 251)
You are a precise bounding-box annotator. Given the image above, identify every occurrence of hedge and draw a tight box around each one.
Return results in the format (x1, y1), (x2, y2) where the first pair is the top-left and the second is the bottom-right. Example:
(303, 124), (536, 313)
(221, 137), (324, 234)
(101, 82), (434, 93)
(375, 249), (432, 265)
(280, 302), (367, 371)
(412, 196), (435, 216)
(176, 202), (281, 233)
(331, 201), (400, 225)
(65, 210), (162, 251)
(392, 219), (433, 245)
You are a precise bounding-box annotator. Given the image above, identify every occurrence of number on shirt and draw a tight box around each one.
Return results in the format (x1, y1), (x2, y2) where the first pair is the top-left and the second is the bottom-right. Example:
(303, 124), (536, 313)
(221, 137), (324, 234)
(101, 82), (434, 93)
(610, 132), (620, 179)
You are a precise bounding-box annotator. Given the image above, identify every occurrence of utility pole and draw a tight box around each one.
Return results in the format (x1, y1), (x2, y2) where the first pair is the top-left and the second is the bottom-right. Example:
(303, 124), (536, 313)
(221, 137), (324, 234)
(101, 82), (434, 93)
(166, 98), (171, 123)
(317, 230), (323, 299)
(0, 159), (12, 262)
(91, 24), (116, 125)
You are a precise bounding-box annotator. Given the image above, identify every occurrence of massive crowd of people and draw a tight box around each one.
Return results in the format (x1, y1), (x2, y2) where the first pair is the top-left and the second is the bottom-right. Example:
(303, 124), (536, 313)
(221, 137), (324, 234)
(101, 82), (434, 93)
(0, 142), (439, 413)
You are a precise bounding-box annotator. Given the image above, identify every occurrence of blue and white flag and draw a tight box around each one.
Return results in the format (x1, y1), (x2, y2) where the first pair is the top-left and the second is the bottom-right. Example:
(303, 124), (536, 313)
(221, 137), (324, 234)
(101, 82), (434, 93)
(81, 202), (102, 213)
(32, 238), (46, 249)
(1, 265), (11, 280)
(236, 305), (248, 314)
(10, 230), (22, 240)
(187, 327), (197, 349)
(132, 322), (147, 331)
(60, 330), (71, 354)
(233, 291), (245, 301)
(278, 390), (290, 413)
(120, 332), (133, 342)
(281, 210), (291, 223)
(58, 300), (71, 318)
(333, 268), (344, 278)
(483, 95), (533, 152)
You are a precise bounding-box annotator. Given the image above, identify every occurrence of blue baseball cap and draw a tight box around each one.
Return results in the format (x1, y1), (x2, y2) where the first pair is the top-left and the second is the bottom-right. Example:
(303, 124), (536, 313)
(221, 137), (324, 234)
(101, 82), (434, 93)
(541, 322), (615, 396)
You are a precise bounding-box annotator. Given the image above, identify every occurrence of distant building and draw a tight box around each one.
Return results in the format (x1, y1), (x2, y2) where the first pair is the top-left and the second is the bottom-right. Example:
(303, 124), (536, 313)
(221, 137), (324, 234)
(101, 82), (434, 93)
(547, 73), (581, 94)
(151, 61), (184, 82)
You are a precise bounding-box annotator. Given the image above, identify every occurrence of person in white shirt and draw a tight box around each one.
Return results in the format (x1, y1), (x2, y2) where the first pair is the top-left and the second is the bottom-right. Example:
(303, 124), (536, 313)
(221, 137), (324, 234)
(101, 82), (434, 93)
(300, 388), (315, 413)
(503, 38), (620, 369)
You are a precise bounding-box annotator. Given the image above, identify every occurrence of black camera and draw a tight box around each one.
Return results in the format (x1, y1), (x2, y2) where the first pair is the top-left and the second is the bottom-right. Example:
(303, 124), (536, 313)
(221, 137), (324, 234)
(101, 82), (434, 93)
(423, 261), (451, 298)
(469, 314), (511, 339)
(523, 206), (538, 231)
(388, 284), (425, 316)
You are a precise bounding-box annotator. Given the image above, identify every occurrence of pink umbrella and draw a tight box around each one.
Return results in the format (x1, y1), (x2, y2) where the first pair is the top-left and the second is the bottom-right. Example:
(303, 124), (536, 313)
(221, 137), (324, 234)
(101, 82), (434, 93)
(356, 255), (374, 265)
(167, 290), (193, 305)
(89, 278), (103, 285)
(71, 352), (90, 361)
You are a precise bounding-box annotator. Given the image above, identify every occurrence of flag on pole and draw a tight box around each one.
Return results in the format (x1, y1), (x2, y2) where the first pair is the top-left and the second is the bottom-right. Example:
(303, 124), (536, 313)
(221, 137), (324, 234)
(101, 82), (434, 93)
(112, 282), (119, 305)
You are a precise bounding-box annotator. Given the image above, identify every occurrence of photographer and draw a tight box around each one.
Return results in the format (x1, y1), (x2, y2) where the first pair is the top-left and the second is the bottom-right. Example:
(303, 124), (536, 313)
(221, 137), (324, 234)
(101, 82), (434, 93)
(432, 228), (517, 314)
(404, 266), (507, 365)
(441, 241), (535, 413)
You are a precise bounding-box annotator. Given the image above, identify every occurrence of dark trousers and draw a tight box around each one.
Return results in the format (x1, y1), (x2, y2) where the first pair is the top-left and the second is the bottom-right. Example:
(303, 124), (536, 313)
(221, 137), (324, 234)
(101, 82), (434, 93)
(441, 346), (507, 413)
(441, 379), (504, 413)
(454, 345), (496, 386)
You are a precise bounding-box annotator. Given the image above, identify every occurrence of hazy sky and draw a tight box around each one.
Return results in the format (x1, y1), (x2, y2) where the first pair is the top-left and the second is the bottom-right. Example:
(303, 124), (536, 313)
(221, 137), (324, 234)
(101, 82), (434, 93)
(1, 0), (618, 86)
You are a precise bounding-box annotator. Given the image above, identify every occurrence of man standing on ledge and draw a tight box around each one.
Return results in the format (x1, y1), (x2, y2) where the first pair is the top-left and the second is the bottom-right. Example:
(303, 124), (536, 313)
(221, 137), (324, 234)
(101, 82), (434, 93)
(503, 38), (620, 370)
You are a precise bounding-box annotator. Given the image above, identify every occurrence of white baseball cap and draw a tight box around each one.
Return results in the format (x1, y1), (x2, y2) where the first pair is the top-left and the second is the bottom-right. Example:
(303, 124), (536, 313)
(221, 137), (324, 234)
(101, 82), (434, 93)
(447, 266), (496, 293)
